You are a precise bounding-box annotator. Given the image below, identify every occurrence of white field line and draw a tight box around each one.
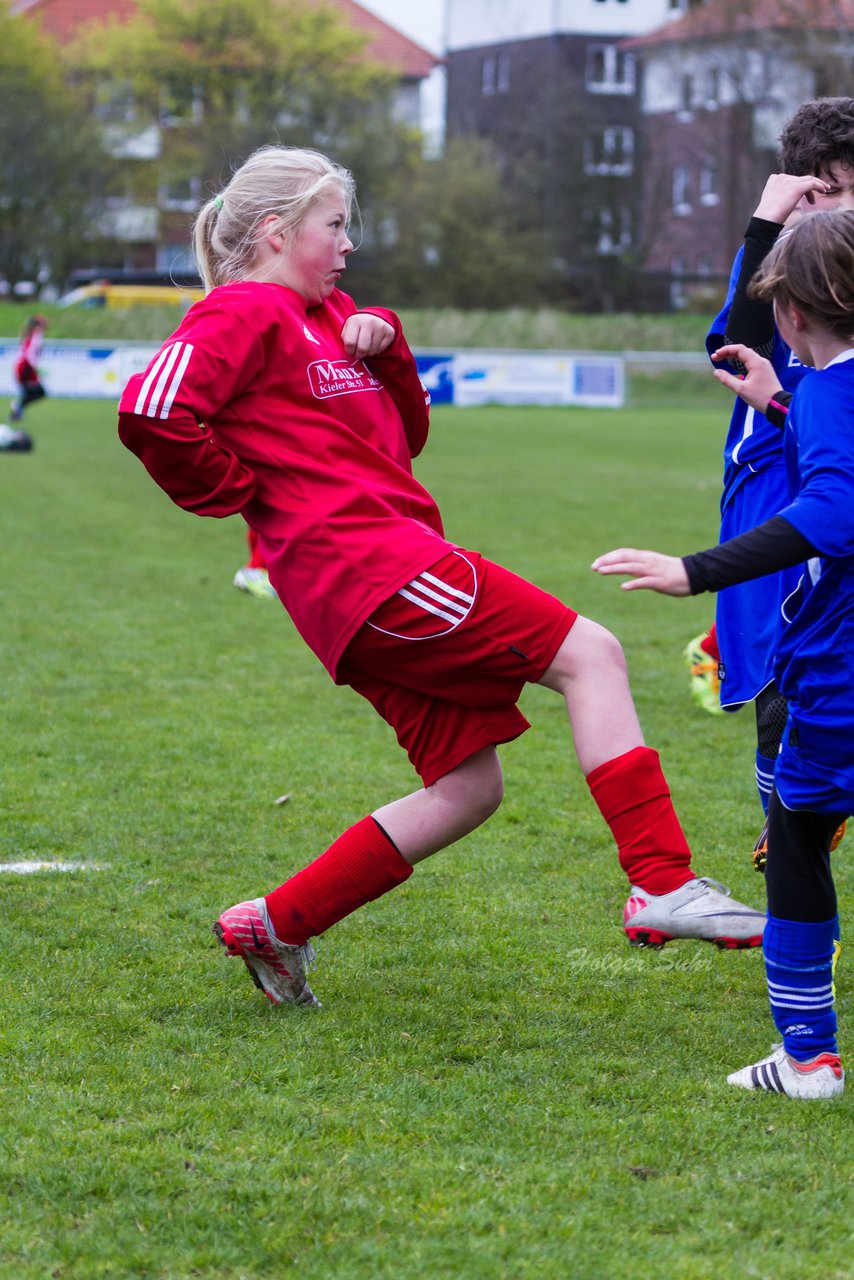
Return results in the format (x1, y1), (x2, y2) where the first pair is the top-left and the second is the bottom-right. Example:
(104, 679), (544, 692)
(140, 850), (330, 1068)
(0, 861), (109, 875)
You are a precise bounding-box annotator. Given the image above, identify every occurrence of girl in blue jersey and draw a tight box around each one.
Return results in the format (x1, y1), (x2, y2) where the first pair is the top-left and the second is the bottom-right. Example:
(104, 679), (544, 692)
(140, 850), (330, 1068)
(594, 209), (854, 1099)
(699, 98), (854, 844)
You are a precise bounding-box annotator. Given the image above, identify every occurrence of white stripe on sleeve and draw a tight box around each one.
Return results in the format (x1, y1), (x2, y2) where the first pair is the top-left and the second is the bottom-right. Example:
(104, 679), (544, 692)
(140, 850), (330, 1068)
(134, 345), (174, 416)
(159, 342), (194, 419)
(144, 343), (183, 418)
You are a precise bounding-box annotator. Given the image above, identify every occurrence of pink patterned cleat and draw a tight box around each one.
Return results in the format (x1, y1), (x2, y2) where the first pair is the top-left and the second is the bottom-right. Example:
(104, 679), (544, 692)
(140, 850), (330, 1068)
(213, 898), (320, 1006)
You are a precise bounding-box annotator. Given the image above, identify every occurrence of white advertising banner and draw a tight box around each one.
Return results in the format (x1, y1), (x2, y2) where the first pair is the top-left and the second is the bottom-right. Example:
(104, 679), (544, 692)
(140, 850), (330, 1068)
(0, 341), (625, 409)
(0, 341), (157, 400)
(452, 351), (624, 408)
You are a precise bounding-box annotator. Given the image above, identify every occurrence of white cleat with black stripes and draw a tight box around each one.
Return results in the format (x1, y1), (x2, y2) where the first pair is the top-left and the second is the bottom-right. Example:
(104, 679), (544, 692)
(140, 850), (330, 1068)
(727, 1043), (844, 1099)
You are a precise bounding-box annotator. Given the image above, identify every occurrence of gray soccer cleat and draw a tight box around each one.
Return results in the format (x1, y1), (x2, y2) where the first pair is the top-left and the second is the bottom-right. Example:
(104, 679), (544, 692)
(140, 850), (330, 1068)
(213, 897), (320, 1006)
(727, 1044), (844, 1099)
(623, 877), (765, 949)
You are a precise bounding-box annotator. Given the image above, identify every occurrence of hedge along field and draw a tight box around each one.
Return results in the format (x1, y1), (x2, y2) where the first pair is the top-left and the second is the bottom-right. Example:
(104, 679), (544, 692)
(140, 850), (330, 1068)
(0, 299), (713, 351)
(0, 398), (850, 1280)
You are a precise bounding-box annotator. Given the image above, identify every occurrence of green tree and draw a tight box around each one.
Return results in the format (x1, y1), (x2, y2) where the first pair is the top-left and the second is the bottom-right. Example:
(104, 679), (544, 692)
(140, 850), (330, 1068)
(378, 136), (551, 309)
(70, 0), (419, 236)
(0, 3), (115, 290)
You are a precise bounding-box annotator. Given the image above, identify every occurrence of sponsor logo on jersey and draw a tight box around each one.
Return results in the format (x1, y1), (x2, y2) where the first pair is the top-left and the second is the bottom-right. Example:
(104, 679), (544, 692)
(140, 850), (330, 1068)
(303, 324), (321, 345)
(308, 359), (381, 399)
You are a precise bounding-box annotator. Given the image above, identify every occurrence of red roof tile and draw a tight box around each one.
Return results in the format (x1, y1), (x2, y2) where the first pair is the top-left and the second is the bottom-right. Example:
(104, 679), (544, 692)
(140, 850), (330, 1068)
(627, 0), (854, 47)
(13, 0), (438, 77)
(12, 0), (136, 45)
(327, 0), (438, 78)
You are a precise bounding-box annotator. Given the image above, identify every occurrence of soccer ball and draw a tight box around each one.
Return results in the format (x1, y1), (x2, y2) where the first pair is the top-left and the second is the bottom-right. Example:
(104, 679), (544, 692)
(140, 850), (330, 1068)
(0, 423), (33, 451)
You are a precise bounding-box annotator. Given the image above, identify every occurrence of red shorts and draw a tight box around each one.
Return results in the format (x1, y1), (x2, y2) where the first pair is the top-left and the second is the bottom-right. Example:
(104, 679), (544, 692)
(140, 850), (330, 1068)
(338, 549), (576, 786)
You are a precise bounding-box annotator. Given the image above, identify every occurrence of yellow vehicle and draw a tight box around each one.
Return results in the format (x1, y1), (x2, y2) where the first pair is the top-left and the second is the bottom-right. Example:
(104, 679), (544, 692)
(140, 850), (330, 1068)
(58, 277), (204, 308)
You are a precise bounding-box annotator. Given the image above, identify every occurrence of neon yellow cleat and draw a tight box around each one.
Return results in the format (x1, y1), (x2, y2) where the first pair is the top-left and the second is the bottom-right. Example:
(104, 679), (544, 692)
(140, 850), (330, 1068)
(683, 632), (723, 716)
(233, 566), (279, 601)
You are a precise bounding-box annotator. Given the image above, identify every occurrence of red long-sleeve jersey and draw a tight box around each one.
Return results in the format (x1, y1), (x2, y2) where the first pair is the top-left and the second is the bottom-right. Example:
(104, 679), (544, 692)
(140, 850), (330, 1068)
(15, 327), (44, 380)
(119, 281), (450, 676)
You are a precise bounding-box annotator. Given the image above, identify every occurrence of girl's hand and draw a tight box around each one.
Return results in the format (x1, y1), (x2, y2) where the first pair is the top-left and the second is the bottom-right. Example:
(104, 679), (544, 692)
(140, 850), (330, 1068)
(711, 344), (784, 413)
(591, 549), (691, 595)
(342, 313), (395, 360)
(753, 173), (830, 225)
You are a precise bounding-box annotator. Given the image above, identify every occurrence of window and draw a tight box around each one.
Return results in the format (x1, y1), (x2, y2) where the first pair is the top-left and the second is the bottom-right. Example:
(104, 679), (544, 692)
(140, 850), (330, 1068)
(705, 66), (721, 108)
(699, 162), (719, 206)
(586, 44), (636, 94)
(160, 82), (204, 126)
(584, 127), (634, 176)
(672, 163), (692, 214)
(678, 73), (694, 117)
(94, 79), (137, 124)
(497, 51), (510, 93)
(157, 242), (197, 274)
(671, 255), (689, 309)
(482, 52), (510, 96)
(159, 174), (203, 212)
(597, 207), (632, 255)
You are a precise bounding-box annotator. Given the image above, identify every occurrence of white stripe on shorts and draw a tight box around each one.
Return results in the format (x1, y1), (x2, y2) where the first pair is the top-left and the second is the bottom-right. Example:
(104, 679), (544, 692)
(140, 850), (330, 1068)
(418, 569), (474, 604)
(397, 587), (464, 627)
(366, 552), (478, 641)
(404, 576), (470, 616)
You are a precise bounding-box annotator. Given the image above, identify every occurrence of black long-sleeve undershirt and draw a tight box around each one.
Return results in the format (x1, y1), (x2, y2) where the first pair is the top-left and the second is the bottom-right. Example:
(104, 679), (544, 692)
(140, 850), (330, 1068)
(683, 515), (817, 594)
(715, 216), (785, 359)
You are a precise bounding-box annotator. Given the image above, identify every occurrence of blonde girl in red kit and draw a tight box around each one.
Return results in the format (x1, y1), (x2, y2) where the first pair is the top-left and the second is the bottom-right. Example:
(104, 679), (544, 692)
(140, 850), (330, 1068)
(118, 146), (763, 1007)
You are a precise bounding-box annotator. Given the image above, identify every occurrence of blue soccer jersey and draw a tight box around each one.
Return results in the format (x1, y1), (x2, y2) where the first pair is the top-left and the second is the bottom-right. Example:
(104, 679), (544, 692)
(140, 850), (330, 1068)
(773, 351), (854, 813)
(706, 247), (810, 706)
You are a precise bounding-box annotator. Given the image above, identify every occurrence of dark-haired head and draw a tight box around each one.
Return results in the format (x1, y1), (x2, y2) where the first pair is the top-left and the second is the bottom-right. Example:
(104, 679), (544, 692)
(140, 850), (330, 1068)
(781, 97), (854, 176)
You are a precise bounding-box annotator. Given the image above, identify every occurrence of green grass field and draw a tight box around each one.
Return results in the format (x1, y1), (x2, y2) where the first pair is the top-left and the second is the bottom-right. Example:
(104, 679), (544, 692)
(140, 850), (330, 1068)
(1, 396), (850, 1280)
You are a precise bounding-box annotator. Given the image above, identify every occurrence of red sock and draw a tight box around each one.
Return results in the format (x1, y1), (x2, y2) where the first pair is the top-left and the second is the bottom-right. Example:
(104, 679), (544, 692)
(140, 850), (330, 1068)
(700, 624), (719, 662)
(247, 527), (266, 569)
(586, 746), (694, 895)
(264, 816), (413, 944)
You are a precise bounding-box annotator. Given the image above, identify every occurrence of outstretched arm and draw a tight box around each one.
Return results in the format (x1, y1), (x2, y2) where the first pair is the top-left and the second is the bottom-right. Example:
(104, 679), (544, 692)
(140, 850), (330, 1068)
(592, 518), (817, 596)
(591, 549), (691, 595)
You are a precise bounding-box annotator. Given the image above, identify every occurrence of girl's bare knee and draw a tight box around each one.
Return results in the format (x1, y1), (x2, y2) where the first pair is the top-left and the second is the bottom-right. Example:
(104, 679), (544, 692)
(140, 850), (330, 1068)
(478, 766), (504, 822)
(435, 748), (503, 829)
(541, 615), (627, 690)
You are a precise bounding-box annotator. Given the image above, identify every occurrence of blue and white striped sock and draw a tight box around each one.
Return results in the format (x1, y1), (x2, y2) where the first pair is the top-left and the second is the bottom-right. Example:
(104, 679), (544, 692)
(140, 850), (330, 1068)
(755, 751), (775, 815)
(764, 914), (839, 1060)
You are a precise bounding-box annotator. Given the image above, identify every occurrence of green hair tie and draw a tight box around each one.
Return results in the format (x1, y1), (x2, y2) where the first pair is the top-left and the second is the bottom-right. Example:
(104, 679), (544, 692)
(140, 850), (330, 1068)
(214, 196), (224, 211)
